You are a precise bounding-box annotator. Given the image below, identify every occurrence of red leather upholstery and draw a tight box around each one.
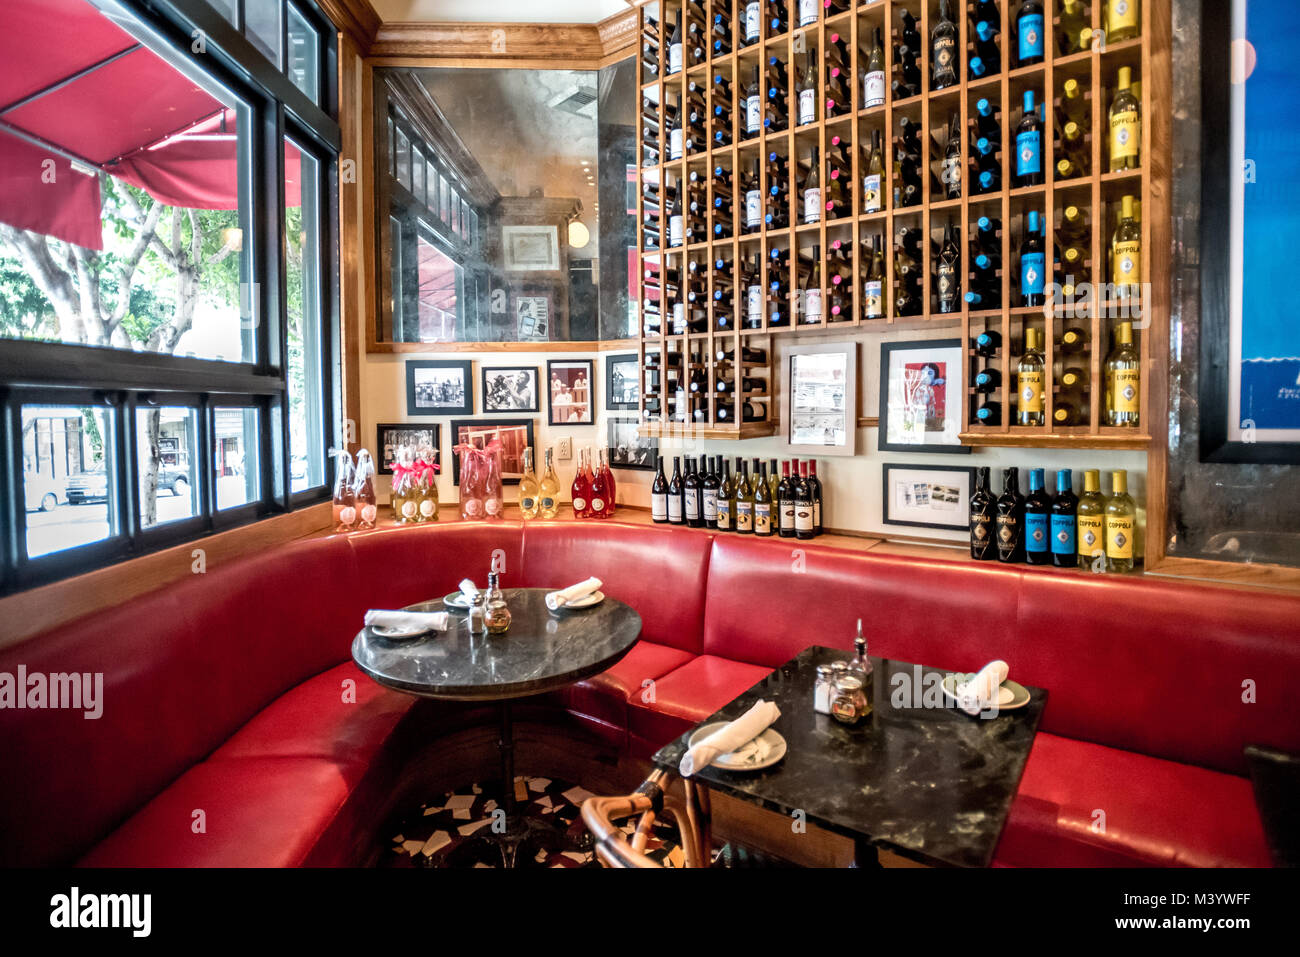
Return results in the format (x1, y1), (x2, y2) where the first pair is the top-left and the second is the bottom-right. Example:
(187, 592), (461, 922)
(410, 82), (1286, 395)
(5, 519), (1297, 869)
(993, 732), (1271, 867)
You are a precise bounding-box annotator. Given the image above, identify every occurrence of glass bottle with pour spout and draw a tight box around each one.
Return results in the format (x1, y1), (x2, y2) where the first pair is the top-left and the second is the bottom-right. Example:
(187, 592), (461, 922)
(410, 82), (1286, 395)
(484, 571), (512, 635)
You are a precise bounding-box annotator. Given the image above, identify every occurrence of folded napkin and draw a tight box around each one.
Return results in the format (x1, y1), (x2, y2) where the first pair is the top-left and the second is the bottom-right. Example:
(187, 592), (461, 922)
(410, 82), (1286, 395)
(679, 700), (781, 777)
(458, 579), (479, 602)
(545, 577), (603, 611)
(955, 659), (1009, 715)
(364, 609), (449, 633)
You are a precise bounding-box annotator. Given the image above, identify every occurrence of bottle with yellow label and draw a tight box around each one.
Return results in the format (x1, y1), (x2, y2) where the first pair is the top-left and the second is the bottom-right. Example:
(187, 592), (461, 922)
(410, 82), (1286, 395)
(1111, 194), (1141, 297)
(1105, 0), (1140, 43)
(1017, 327), (1046, 426)
(1077, 468), (1106, 570)
(1109, 67), (1141, 171)
(1105, 320), (1141, 427)
(518, 447), (541, 520)
(1105, 469), (1137, 572)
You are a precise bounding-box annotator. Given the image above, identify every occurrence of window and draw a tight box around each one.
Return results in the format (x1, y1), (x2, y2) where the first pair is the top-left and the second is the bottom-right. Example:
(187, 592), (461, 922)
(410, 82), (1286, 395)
(0, 0), (339, 592)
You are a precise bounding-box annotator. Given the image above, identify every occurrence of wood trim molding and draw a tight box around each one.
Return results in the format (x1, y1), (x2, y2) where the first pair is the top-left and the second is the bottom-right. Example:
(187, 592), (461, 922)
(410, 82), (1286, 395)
(0, 504), (333, 652)
(368, 10), (638, 63)
(316, 0), (383, 51)
(596, 7), (638, 62)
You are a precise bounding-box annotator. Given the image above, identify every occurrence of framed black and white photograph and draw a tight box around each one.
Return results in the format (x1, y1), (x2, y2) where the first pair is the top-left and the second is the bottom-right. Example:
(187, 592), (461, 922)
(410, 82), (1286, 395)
(605, 353), (640, 410)
(547, 358), (594, 425)
(607, 417), (658, 471)
(406, 359), (473, 416)
(376, 423), (441, 475)
(780, 341), (858, 456)
(481, 366), (539, 412)
(449, 419), (535, 485)
(878, 339), (970, 454)
(881, 464), (975, 531)
(502, 225), (560, 272)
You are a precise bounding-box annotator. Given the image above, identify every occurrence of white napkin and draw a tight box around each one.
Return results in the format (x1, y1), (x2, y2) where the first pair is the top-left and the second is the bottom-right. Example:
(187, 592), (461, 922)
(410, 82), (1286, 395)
(679, 700), (781, 777)
(545, 576), (603, 611)
(364, 609), (450, 633)
(458, 578), (479, 602)
(955, 660), (1009, 715)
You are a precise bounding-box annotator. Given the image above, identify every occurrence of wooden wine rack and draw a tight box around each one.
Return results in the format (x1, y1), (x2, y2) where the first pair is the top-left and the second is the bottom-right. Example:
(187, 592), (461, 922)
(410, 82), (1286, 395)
(634, 0), (1164, 447)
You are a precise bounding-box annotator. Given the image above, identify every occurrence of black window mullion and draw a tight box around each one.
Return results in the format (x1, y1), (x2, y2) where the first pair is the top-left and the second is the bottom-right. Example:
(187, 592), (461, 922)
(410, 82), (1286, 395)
(122, 393), (142, 549)
(198, 395), (216, 530)
(105, 393), (135, 553)
(1, 396), (23, 583)
(270, 102), (290, 510)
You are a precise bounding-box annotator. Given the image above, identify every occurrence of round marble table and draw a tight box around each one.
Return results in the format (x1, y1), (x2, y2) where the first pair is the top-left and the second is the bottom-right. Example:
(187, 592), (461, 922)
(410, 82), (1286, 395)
(352, 587), (641, 866)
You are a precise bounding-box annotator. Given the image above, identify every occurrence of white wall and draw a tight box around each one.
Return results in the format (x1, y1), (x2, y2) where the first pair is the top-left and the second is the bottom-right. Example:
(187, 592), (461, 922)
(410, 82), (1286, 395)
(360, 327), (1148, 548)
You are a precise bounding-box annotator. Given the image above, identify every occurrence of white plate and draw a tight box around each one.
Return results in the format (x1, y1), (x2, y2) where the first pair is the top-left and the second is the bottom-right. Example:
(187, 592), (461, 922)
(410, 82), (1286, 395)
(369, 623), (433, 640)
(941, 674), (1031, 711)
(552, 590), (605, 610)
(441, 591), (471, 610)
(687, 722), (788, 771)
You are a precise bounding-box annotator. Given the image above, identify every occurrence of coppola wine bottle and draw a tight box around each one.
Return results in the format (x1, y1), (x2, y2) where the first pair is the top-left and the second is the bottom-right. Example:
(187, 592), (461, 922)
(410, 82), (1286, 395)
(969, 466), (996, 560)
(996, 467), (1026, 563)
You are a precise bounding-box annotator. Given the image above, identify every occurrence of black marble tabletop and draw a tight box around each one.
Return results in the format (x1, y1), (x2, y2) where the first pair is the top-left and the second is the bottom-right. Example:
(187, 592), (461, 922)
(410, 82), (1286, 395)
(653, 646), (1046, 868)
(351, 588), (642, 702)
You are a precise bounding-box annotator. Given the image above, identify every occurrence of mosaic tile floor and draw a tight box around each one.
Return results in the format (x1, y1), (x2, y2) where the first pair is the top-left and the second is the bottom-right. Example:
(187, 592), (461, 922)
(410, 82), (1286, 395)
(382, 775), (688, 868)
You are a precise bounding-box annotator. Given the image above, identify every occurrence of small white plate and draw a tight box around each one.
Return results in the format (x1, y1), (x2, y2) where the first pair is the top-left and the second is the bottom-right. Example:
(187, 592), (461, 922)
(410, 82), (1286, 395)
(553, 590), (605, 610)
(441, 591), (471, 610)
(369, 623), (432, 640)
(941, 674), (1032, 711)
(687, 722), (788, 772)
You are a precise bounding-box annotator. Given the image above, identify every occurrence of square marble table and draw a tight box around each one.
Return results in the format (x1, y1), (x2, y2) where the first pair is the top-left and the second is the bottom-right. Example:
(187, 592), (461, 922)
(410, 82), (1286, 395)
(652, 646), (1047, 868)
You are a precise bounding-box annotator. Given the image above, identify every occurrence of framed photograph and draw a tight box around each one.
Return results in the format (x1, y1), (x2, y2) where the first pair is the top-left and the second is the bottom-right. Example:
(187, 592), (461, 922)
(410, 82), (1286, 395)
(881, 464), (975, 531)
(481, 366), (539, 412)
(605, 353), (640, 410)
(780, 341), (858, 456)
(513, 293), (550, 340)
(375, 423), (441, 475)
(1199, 0), (1300, 462)
(547, 358), (595, 425)
(449, 419), (535, 485)
(406, 360), (473, 417)
(878, 339), (970, 454)
(607, 416), (658, 471)
(502, 225), (560, 272)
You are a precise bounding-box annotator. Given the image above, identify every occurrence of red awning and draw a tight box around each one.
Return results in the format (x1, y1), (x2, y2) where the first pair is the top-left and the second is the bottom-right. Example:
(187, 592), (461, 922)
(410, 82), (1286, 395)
(0, 0), (299, 251)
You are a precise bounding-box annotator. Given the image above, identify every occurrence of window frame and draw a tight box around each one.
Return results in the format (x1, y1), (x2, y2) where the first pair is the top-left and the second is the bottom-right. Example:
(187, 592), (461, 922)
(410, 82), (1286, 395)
(0, 0), (341, 594)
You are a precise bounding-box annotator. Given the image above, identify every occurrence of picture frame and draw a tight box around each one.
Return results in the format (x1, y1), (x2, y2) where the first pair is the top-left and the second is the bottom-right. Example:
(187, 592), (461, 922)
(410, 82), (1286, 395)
(448, 419), (535, 486)
(405, 359), (473, 417)
(502, 225), (560, 272)
(1198, 0), (1300, 462)
(375, 423), (441, 476)
(480, 365), (539, 413)
(547, 358), (595, 425)
(512, 291), (551, 340)
(881, 464), (975, 532)
(605, 353), (640, 410)
(878, 339), (970, 454)
(780, 340), (858, 456)
(607, 416), (658, 471)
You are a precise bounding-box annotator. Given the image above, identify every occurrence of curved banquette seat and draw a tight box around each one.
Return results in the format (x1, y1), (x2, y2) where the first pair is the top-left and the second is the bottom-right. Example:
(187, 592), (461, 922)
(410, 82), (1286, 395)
(1, 519), (1296, 867)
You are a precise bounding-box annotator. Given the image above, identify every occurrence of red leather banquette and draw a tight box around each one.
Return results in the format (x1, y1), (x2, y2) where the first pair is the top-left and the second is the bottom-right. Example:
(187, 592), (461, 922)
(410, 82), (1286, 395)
(1, 520), (1295, 867)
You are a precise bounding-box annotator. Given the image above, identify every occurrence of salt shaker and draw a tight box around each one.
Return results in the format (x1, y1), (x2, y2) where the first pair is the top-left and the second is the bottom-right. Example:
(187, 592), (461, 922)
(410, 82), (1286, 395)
(814, 664), (835, 715)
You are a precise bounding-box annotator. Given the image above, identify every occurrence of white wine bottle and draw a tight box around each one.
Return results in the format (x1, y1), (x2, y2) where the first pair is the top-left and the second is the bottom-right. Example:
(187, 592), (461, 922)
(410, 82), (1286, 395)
(1104, 469), (1137, 573)
(1108, 66), (1141, 172)
(1017, 327), (1045, 426)
(518, 448), (540, 520)
(1105, 320), (1141, 427)
(539, 448), (561, 519)
(1076, 468), (1106, 570)
(1111, 194), (1141, 298)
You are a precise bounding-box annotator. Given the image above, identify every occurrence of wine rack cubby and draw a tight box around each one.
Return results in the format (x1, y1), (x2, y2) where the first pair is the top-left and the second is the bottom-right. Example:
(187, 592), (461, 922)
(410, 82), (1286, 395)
(636, 0), (1162, 446)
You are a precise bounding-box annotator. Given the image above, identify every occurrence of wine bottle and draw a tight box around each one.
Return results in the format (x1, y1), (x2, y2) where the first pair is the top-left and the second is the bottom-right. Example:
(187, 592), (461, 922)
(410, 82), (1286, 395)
(571, 448), (591, 517)
(715, 458), (735, 531)
(1015, 89), (1043, 187)
(1105, 469), (1137, 572)
(743, 0), (762, 46)
(1024, 467), (1051, 565)
(1075, 468), (1105, 568)
(777, 460), (796, 537)
(1109, 67), (1141, 172)
(589, 449), (610, 519)
(664, 455), (683, 525)
(1111, 194), (1141, 299)
(864, 235), (885, 319)
(970, 466), (996, 560)
(701, 456), (720, 526)
(941, 113), (962, 200)
(1019, 210), (1045, 306)
(668, 12), (683, 75)
(753, 462), (774, 536)
(519, 447), (540, 520)
(1015, 0), (1044, 67)
(1059, 0), (1089, 54)
(863, 27), (886, 108)
(743, 159), (762, 233)
(681, 456), (699, 527)
(970, 18), (1001, 76)
(937, 221), (961, 313)
(1050, 469), (1078, 567)
(796, 52), (817, 126)
(931, 0), (958, 90)
(974, 367), (1001, 393)
(794, 460), (815, 540)
(669, 186), (684, 248)
(807, 459), (823, 534)
(803, 146), (821, 224)
(735, 459), (754, 533)
(797, 0), (818, 28)
(1017, 326), (1046, 425)
(1105, 320), (1141, 427)
(540, 448), (561, 518)
(995, 466), (1026, 563)
(975, 400), (1002, 425)
(863, 129), (885, 213)
(974, 328), (1003, 356)
(801, 244), (823, 323)
(743, 65), (762, 140)
(1106, 0), (1141, 43)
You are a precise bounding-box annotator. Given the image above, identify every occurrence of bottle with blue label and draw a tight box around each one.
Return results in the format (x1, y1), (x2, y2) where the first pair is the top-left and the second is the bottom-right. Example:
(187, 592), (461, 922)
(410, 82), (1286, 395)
(1051, 469), (1079, 567)
(1019, 210), (1045, 306)
(1016, 0), (1045, 67)
(1024, 468), (1051, 565)
(1015, 89), (1043, 186)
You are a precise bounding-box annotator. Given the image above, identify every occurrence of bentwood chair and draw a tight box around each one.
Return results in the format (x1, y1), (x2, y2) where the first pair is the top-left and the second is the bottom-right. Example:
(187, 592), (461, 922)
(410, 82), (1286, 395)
(580, 769), (712, 868)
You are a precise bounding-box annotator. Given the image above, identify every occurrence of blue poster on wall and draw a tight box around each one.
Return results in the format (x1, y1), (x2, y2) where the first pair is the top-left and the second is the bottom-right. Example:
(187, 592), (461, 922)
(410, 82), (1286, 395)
(1235, 0), (1300, 439)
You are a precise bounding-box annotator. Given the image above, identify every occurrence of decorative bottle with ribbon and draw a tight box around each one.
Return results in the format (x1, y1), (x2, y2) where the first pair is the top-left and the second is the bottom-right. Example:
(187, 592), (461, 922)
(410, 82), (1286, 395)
(415, 444), (439, 522)
(392, 447), (416, 524)
(455, 437), (503, 521)
(330, 448), (356, 531)
(353, 449), (377, 529)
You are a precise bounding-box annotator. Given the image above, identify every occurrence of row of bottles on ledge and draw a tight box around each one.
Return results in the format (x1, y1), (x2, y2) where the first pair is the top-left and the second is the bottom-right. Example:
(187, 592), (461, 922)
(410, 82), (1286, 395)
(653, 455), (824, 538)
(970, 319), (1140, 427)
(970, 465), (1138, 572)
